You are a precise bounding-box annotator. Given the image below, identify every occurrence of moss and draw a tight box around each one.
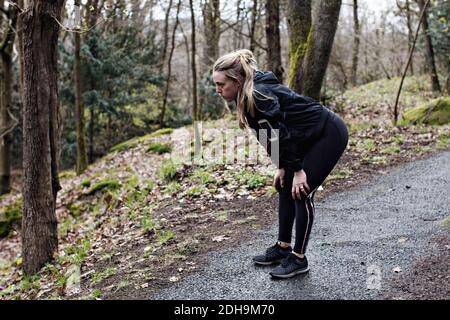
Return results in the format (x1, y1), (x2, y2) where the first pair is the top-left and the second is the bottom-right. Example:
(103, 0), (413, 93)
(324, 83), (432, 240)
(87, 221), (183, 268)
(109, 128), (174, 153)
(126, 175), (139, 189)
(146, 142), (172, 154)
(287, 28), (313, 88)
(86, 178), (121, 195)
(402, 97), (450, 125)
(67, 202), (83, 218)
(157, 230), (175, 245)
(0, 198), (23, 238)
(340, 75), (440, 116)
(160, 159), (178, 182)
(109, 140), (135, 153)
(149, 128), (173, 137)
(59, 170), (77, 179)
(437, 131), (449, 149)
(81, 178), (91, 188)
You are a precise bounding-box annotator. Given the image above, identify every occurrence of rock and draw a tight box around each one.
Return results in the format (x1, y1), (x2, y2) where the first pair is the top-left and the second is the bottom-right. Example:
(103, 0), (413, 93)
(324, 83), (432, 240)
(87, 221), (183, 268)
(402, 97), (450, 125)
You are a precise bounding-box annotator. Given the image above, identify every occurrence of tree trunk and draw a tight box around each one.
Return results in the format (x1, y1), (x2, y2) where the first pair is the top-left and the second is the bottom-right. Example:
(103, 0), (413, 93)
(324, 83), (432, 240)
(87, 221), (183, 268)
(0, 0), (19, 195)
(289, 0), (342, 100)
(405, 0), (414, 75)
(179, 22), (192, 109)
(287, 0), (312, 91)
(446, 58), (450, 95)
(85, 0), (100, 164)
(351, 0), (360, 86)
(234, 0), (244, 49)
(22, 0), (64, 275)
(18, 0), (25, 95)
(74, 0), (88, 174)
(89, 106), (95, 163)
(265, 0), (283, 83)
(0, 0), (3, 27)
(159, 0), (173, 73)
(417, 0), (441, 92)
(249, 0), (258, 52)
(159, 0), (181, 127)
(189, 0), (201, 160)
(189, 0), (198, 122)
(202, 0), (221, 68)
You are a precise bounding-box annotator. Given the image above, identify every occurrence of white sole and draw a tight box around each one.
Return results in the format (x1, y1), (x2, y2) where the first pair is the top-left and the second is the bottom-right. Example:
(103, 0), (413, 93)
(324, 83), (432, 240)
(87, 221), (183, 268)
(270, 267), (310, 278)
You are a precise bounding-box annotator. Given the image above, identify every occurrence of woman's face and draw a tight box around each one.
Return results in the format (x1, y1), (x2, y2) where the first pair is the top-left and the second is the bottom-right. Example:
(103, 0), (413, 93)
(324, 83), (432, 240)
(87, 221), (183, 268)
(212, 71), (240, 102)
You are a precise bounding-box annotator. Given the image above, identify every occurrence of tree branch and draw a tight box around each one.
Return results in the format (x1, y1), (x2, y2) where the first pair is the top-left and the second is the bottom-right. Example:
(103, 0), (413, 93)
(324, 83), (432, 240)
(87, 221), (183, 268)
(219, 17), (267, 51)
(393, 0), (431, 126)
(0, 109), (19, 140)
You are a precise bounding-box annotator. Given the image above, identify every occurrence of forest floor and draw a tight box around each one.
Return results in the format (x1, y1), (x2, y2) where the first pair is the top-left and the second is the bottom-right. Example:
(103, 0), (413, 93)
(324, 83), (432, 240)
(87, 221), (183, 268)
(0, 76), (449, 300)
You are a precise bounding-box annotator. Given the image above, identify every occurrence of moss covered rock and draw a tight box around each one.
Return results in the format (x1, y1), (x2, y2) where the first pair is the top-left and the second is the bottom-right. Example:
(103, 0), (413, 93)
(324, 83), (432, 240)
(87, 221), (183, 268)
(402, 97), (450, 125)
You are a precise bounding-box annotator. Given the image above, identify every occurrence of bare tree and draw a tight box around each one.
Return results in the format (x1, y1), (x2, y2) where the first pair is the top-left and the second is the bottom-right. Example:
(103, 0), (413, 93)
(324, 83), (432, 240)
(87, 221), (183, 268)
(233, 0), (244, 49)
(159, 0), (173, 73)
(249, 0), (258, 52)
(416, 0), (441, 92)
(189, 0), (199, 122)
(265, 0), (283, 83)
(0, 0), (19, 195)
(22, 0), (65, 275)
(159, 0), (181, 127)
(351, 0), (360, 86)
(189, 0), (201, 160)
(202, 0), (221, 68)
(74, 0), (87, 174)
(393, 0), (431, 126)
(397, 0), (415, 75)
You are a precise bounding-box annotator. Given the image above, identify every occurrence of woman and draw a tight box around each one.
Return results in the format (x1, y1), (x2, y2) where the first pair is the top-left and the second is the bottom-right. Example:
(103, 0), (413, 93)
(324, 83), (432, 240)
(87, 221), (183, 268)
(212, 49), (348, 279)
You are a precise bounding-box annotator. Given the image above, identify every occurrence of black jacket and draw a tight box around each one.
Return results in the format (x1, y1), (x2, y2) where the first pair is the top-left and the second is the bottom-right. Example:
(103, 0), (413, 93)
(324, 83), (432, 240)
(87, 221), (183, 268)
(245, 71), (331, 171)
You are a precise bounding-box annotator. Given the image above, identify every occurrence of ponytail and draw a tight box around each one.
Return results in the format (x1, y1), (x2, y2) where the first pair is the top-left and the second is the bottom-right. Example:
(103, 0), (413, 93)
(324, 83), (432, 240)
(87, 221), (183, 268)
(213, 49), (258, 129)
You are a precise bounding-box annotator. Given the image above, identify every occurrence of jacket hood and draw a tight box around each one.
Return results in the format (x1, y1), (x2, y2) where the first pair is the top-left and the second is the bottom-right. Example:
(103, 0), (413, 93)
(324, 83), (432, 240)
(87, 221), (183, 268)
(254, 71), (279, 84)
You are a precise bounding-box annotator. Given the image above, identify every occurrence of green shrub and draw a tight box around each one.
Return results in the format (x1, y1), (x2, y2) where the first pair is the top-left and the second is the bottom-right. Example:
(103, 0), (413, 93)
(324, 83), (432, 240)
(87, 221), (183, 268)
(146, 142), (172, 154)
(160, 159), (178, 182)
(87, 179), (121, 195)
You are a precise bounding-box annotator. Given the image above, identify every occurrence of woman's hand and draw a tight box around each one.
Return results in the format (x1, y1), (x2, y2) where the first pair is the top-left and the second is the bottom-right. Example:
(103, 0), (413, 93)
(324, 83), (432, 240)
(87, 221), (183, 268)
(292, 170), (310, 200)
(273, 168), (285, 192)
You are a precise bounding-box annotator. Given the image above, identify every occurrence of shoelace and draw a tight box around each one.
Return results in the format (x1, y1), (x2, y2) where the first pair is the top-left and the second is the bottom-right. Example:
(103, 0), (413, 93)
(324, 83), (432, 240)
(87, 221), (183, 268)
(265, 245), (279, 257)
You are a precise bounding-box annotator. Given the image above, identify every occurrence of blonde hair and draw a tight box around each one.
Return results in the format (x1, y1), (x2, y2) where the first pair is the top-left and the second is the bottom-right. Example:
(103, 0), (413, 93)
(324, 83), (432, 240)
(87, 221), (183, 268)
(213, 49), (258, 129)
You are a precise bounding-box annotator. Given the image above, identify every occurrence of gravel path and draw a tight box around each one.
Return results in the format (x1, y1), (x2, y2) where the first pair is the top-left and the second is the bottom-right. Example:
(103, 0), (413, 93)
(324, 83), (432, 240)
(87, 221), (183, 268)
(149, 151), (450, 300)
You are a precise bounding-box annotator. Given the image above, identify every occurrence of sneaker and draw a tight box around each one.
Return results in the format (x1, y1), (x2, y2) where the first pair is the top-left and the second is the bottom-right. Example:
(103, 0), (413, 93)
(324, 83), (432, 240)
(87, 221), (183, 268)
(269, 253), (309, 278)
(252, 243), (292, 265)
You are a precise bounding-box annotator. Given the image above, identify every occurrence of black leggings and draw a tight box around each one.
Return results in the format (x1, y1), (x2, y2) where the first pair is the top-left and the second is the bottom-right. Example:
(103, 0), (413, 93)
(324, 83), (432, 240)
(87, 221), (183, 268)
(278, 111), (348, 254)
